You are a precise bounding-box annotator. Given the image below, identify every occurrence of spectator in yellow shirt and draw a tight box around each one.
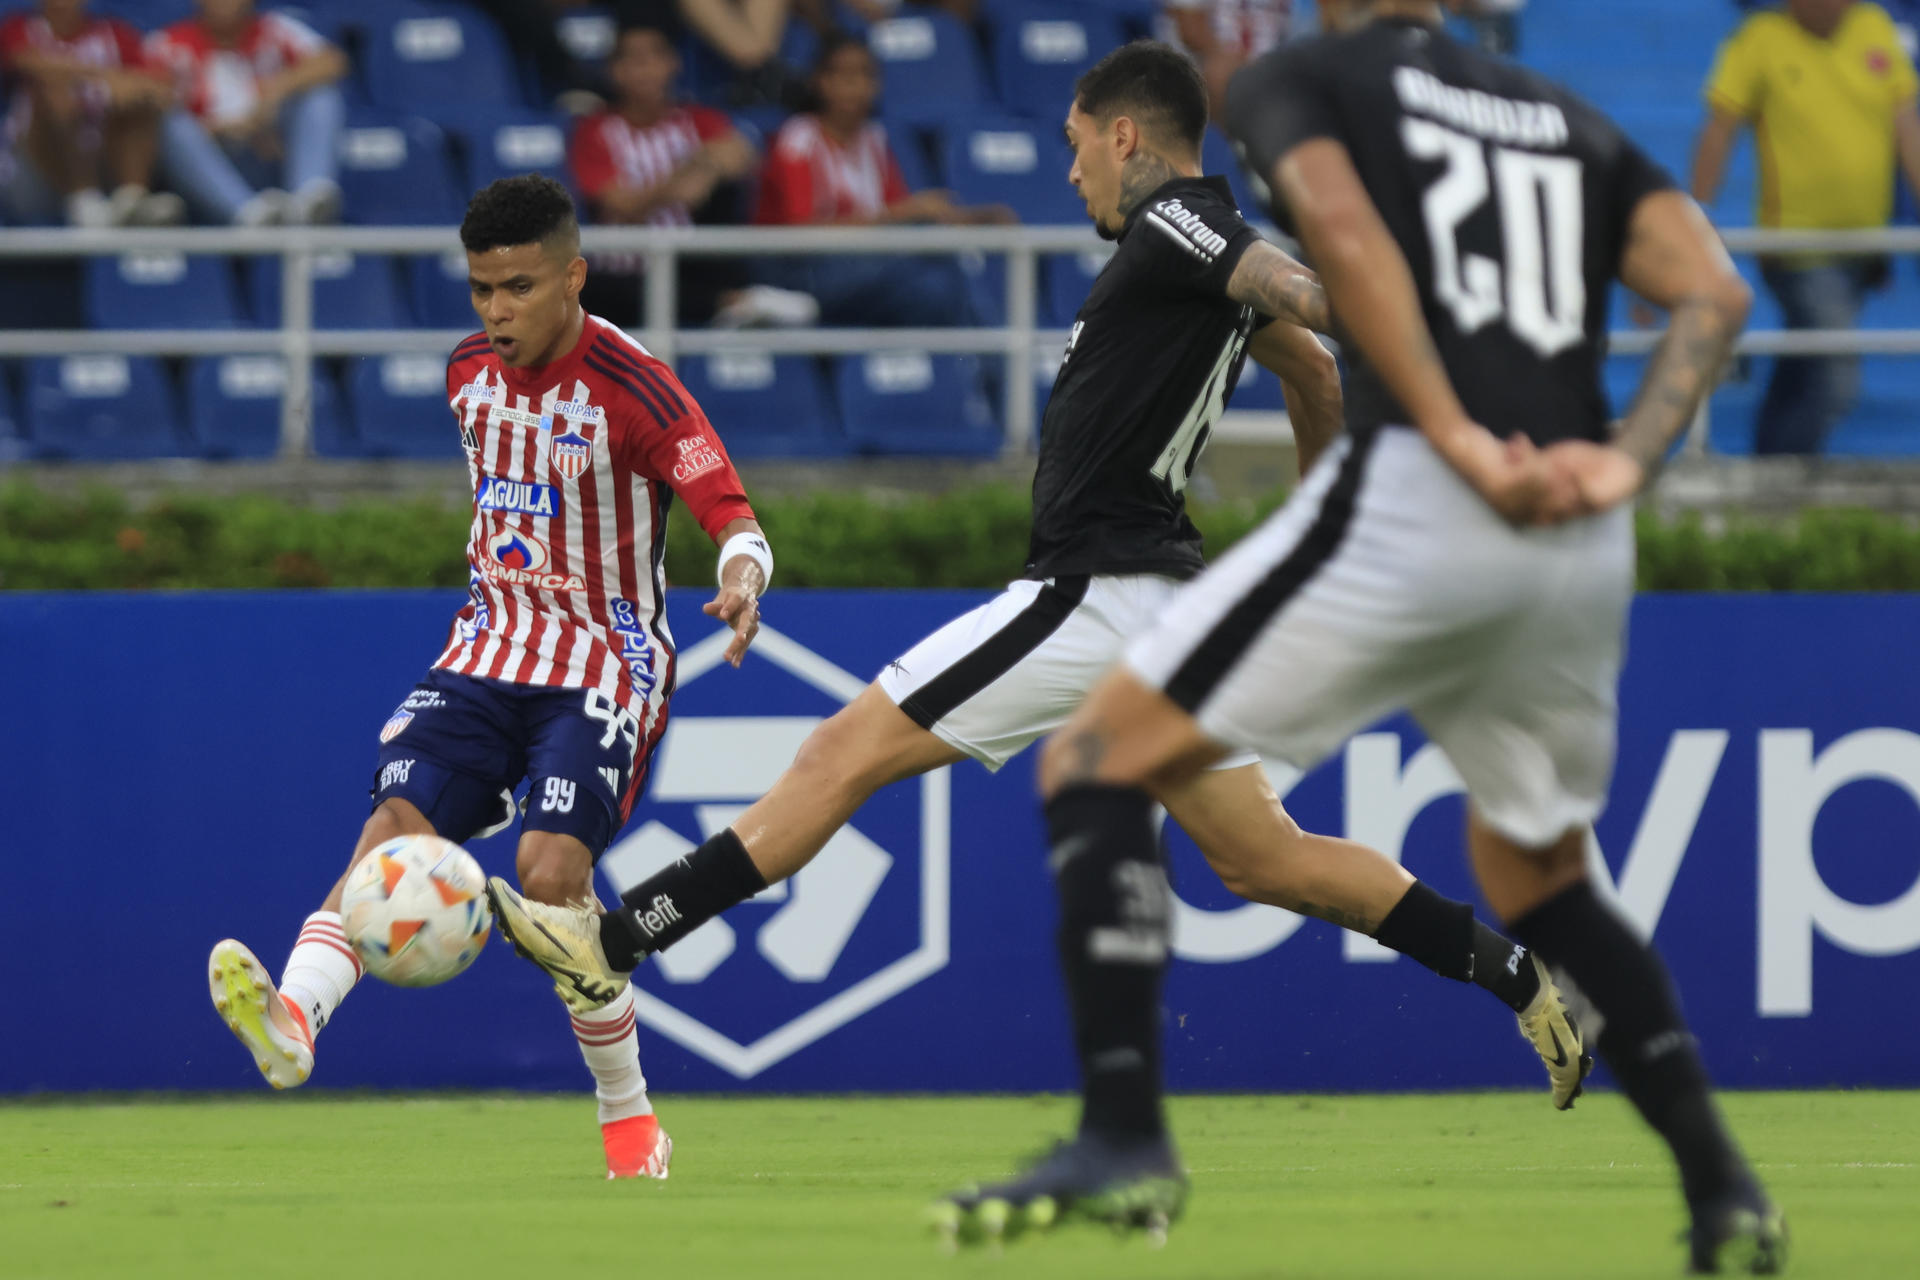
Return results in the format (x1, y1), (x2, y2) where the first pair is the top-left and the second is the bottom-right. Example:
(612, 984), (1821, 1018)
(1693, 0), (1920, 454)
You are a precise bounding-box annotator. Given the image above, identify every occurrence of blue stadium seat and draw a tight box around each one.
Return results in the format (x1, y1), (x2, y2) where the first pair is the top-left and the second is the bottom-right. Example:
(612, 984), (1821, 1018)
(836, 351), (1001, 456)
(989, 9), (1120, 122)
(407, 251), (478, 329)
(337, 112), (466, 223)
(84, 253), (245, 330)
(363, 3), (523, 114)
(939, 117), (1082, 224)
(185, 356), (345, 459)
(247, 252), (410, 329)
(346, 352), (465, 458)
(1202, 127), (1267, 222)
(437, 107), (574, 194)
(1230, 354), (1287, 412)
(0, 364), (26, 464)
(868, 12), (989, 125)
(91, 0), (194, 27)
(676, 353), (847, 458)
(1042, 249), (1110, 327)
(23, 355), (184, 459)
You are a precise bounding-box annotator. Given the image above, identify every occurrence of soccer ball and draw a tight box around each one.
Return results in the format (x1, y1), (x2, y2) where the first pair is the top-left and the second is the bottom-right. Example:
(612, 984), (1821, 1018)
(340, 835), (491, 987)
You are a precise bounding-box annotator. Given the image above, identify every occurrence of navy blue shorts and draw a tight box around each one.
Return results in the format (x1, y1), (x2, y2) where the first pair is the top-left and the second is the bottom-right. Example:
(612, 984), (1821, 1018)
(369, 669), (655, 858)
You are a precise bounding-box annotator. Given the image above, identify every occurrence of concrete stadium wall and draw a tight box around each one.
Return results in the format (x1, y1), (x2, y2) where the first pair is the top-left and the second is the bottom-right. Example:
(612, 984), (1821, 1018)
(3, 590), (1917, 1094)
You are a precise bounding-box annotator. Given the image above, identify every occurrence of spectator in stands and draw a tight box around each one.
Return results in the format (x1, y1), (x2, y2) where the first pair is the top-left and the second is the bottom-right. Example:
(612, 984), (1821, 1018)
(468, 0), (604, 111)
(0, 0), (182, 227)
(677, 0), (805, 106)
(147, 0), (347, 227)
(1694, 0), (1920, 453)
(571, 19), (815, 327)
(755, 32), (1010, 326)
(1159, 0), (1292, 119)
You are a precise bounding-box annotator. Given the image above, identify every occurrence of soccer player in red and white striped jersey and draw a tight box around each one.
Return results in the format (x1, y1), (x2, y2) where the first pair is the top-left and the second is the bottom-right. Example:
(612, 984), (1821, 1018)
(208, 176), (771, 1181)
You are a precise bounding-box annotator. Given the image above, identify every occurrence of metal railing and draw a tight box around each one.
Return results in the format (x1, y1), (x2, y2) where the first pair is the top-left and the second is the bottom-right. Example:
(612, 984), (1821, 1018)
(0, 223), (1910, 458)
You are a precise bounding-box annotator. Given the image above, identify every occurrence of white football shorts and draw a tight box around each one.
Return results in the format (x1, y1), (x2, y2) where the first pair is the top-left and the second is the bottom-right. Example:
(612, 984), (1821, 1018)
(877, 572), (1259, 773)
(1125, 427), (1636, 848)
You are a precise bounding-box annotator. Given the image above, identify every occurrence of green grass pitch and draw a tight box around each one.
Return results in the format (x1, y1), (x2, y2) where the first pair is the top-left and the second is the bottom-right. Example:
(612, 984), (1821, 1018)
(2, 1091), (1914, 1279)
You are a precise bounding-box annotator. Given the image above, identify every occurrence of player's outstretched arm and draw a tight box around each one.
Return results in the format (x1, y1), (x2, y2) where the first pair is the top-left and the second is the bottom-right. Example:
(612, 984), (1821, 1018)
(1246, 320), (1343, 477)
(1224, 240), (1331, 333)
(1566, 191), (1751, 510)
(1274, 137), (1568, 524)
(705, 517), (770, 668)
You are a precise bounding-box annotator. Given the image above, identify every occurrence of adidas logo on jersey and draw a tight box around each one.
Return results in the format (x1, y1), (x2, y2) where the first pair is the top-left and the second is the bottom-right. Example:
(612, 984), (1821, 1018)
(477, 477), (558, 518)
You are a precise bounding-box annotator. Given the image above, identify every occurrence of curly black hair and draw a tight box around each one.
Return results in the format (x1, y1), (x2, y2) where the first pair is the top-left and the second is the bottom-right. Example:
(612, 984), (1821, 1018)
(460, 175), (579, 256)
(1073, 40), (1209, 154)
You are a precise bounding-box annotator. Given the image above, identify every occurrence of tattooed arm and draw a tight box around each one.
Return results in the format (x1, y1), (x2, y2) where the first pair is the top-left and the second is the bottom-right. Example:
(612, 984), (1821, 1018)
(1547, 191), (1751, 512)
(1225, 240), (1331, 332)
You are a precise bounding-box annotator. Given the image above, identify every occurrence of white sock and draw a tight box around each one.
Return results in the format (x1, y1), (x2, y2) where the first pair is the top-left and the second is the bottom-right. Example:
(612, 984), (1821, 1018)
(279, 911), (363, 1037)
(571, 984), (652, 1124)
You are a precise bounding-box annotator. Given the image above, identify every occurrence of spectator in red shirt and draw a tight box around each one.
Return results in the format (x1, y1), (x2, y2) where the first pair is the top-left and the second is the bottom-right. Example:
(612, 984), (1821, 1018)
(147, 0), (347, 226)
(755, 33), (1011, 326)
(571, 19), (816, 327)
(0, 0), (181, 227)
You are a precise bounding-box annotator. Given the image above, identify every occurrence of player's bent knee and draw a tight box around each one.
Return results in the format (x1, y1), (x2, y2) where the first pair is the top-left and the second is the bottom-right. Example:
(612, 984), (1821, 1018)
(350, 798), (433, 863)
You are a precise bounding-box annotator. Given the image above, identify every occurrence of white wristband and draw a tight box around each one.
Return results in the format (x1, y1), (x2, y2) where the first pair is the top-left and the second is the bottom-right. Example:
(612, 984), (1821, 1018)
(717, 531), (773, 591)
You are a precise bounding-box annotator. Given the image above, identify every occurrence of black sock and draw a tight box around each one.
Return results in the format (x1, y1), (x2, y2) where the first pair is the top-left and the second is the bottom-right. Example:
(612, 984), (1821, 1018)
(598, 828), (767, 969)
(1373, 882), (1541, 1012)
(1046, 784), (1170, 1142)
(1508, 882), (1749, 1209)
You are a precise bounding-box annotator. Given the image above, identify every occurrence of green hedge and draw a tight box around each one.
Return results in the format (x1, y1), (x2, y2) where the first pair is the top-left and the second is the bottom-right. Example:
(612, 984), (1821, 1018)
(5, 481), (1920, 591)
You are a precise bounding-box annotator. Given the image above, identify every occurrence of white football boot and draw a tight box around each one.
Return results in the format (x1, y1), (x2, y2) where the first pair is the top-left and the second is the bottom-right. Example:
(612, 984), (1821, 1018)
(484, 878), (627, 1013)
(208, 939), (313, 1089)
(1516, 954), (1593, 1109)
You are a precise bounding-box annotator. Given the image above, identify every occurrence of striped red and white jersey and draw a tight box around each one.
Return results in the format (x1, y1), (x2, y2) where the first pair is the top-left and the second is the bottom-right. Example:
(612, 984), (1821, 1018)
(435, 313), (754, 732)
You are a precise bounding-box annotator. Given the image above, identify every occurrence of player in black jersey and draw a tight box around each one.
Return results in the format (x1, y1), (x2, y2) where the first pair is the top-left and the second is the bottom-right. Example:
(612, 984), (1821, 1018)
(491, 35), (1588, 1237)
(1039, 2), (1785, 1273)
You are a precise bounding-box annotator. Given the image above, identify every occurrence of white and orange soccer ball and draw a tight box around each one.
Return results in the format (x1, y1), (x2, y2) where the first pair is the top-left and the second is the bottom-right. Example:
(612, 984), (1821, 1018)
(340, 835), (491, 987)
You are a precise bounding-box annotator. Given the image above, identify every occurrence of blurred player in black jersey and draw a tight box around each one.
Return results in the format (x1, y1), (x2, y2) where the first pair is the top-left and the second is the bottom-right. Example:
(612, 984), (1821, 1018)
(1039, 1), (1785, 1272)
(489, 36), (1596, 1234)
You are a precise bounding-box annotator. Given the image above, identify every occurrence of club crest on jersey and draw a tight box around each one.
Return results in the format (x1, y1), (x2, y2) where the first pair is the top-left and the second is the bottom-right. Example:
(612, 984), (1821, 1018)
(379, 711), (413, 743)
(552, 430), (594, 480)
(482, 528), (586, 592)
(477, 477), (558, 518)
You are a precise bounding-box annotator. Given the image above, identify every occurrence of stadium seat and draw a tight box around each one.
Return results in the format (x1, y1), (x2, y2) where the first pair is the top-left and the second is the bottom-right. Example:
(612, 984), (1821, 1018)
(246, 252), (410, 330)
(185, 356), (345, 459)
(1229, 354), (1287, 411)
(407, 251), (478, 329)
(676, 352), (848, 458)
(23, 355), (184, 459)
(1042, 250), (1110, 327)
(363, 3), (523, 115)
(1201, 127), (1268, 223)
(84, 253), (245, 330)
(346, 352), (465, 458)
(939, 117), (1082, 224)
(988, 9), (1119, 122)
(868, 12), (989, 125)
(337, 112), (466, 224)
(0, 364), (26, 464)
(437, 107), (574, 195)
(835, 350), (1002, 456)
(91, 0), (194, 27)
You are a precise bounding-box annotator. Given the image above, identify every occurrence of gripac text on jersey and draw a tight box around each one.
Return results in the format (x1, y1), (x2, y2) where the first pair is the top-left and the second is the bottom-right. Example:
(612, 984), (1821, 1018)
(1393, 66), (1568, 150)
